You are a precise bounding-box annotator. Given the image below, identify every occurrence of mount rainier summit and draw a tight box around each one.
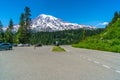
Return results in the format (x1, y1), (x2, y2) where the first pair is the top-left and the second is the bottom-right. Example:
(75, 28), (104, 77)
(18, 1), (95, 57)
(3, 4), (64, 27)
(13, 14), (95, 32)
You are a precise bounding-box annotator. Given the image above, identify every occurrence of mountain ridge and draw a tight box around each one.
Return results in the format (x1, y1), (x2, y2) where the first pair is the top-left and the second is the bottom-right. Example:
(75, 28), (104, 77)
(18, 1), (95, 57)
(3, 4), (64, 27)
(4, 14), (96, 32)
(31, 14), (95, 32)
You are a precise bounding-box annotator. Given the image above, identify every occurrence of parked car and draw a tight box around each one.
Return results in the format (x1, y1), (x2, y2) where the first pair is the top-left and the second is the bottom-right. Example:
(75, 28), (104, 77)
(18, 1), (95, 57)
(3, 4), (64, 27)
(24, 44), (30, 47)
(0, 43), (12, 50)
(17, 43), (30, 47)
(13, 44), (17, 47)
(17, 44), (24, 47)
(35, 43), (42, 47)
(0, 42), (3, 44)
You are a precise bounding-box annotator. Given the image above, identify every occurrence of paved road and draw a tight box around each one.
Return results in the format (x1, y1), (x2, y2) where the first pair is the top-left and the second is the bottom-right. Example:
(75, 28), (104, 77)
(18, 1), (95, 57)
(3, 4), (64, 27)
(0, 46), (120, 80)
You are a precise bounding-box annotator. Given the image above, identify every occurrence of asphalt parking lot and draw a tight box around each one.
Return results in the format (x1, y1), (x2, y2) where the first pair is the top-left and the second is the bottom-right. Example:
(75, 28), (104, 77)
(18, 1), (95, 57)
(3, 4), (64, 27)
(0, 46), (120, 80)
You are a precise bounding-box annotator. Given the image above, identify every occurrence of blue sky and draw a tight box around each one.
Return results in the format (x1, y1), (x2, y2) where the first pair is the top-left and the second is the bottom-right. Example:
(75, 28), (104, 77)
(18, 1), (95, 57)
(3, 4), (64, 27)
(0, 0), (120, 27)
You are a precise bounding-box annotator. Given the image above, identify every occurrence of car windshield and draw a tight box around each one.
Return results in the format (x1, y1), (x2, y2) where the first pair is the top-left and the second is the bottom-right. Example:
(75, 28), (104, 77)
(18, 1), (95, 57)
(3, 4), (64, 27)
(0, 42), (3, 44)
(3, 44), (9, 45)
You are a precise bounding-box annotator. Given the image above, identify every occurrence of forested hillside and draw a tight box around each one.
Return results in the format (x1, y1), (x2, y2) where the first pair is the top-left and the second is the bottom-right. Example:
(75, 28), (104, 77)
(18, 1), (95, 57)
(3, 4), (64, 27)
(30, 28), (103, 45)
(73, 12), (120, 53)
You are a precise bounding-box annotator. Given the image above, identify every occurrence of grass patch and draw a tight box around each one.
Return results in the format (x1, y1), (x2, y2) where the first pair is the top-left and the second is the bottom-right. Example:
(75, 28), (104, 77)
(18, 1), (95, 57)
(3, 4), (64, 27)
(52, 46), (66, 52)
(72, 38), (120, 53)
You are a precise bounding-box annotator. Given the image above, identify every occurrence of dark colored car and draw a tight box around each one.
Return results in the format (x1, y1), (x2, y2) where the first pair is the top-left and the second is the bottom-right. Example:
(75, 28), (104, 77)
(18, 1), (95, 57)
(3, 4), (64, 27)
(13, 44), (17, 47)
(0, 42), (3, 44)
(35, 43), (42, 47)
(0, 43), (12, 50)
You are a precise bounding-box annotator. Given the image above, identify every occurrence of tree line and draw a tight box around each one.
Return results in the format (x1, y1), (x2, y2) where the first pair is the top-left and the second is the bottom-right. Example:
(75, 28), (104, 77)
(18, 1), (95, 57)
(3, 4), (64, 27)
(0, 6), (31, 44)
(30, 28), (104, 45)
(106, 11), (120, 28)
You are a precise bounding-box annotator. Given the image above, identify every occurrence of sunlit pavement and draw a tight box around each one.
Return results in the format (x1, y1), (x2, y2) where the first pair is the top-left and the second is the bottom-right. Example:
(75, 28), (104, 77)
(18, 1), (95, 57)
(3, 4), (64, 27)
(0, 46), (120, 80)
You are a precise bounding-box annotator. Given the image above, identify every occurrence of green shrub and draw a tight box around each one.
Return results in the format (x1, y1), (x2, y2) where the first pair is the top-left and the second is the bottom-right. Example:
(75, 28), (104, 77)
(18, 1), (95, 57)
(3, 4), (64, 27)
(52, 46), (66, 52)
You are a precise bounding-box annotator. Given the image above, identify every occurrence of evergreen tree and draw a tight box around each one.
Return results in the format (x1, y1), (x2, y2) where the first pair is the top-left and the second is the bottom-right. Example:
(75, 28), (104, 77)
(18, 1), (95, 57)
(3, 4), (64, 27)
(0, 21), (3, 33)
(119, 11), (120, 18)
(82, 28), (86, 40)
(16, 13), (26, 43)
(16, 6), (32, 44)
(24, 6), (31, 31)
(24, 6), (31, 43)
(111, 11), (119, 24)
(9, 19), (13, 30)
(24, 7), (31, 43)
(0, 21), (4, 41)
(5, 19), (14, 43)
(106, 11), (119, 28)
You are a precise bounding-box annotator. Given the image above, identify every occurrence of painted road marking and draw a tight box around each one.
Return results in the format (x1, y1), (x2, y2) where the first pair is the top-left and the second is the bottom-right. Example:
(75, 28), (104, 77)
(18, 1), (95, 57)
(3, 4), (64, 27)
(84, 57), (120, 74)
(88, 59), (92, 61)
(116, 70), (120, 74)
(102, 65), (111, 69)
(83, 57), (86, 59)
(93, 61), (100, 64)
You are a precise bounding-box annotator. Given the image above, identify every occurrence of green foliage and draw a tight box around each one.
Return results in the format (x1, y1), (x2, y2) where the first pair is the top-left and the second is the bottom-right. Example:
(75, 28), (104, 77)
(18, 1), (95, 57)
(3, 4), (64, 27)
(4, 19), (14, 43)
(16, 13), (26, 43)
(0, 21), (3, 33)
(8, 19), (13, 30)
(24, 6), (31, 42)
(30, 28), (103, 45)
(73, 11), (120, 53)
(52, 46), (65, 52)
(111, 12), (120, 24)
(106, 11), (120, 28)
(0, 21), (4, 41)
(16, 6), (32, 44)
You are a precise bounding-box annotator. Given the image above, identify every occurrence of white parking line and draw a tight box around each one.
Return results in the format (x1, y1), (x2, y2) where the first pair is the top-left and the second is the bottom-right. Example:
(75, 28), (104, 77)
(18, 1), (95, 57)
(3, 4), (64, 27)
(116, 70), (120, 74)
(102, 65), (111, 69)
(93, 61), (100, 64)
(83, 57), (86, 59)
(88, 59), (92, 61)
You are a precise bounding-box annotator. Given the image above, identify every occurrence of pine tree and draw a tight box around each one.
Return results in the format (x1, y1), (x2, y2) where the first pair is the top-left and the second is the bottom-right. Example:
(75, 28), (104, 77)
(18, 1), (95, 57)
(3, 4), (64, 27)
(5, 19), (14, 43)
(119, 11), (120, 18)
(82, 28), (86, 40)
(24, 6), (31, 31)
(106, 11), (119, 28)
(16, 7), (32, 44)
(9, 19), (13, 30)
(0, 21), (3, 33)
(111, 11), (119, 24)
(24, 6), (31, 43)
(0, 21), (4, 41)
(16, 13), (26, 43)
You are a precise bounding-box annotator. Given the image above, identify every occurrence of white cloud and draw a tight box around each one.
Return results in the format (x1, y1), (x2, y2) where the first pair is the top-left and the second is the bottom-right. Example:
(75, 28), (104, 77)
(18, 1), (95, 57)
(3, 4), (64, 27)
(95, 22), (109, 28)
(101, 22), (109, 25)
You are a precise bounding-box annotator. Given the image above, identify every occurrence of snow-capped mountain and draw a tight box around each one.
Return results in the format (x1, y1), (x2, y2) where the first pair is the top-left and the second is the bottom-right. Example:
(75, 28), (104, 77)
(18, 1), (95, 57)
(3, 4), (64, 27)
(3, 24), (19, 32)
(3, 14), (95, 32)
(12, 24), (19, 32)
(31, 14), (95, 32)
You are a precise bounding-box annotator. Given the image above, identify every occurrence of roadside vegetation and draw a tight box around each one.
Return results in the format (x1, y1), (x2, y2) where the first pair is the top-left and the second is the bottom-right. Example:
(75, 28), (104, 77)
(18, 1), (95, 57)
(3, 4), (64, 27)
(52, 46), (66, 52)
(73, 11), (120, 53)
(30, 28), (103, 45)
